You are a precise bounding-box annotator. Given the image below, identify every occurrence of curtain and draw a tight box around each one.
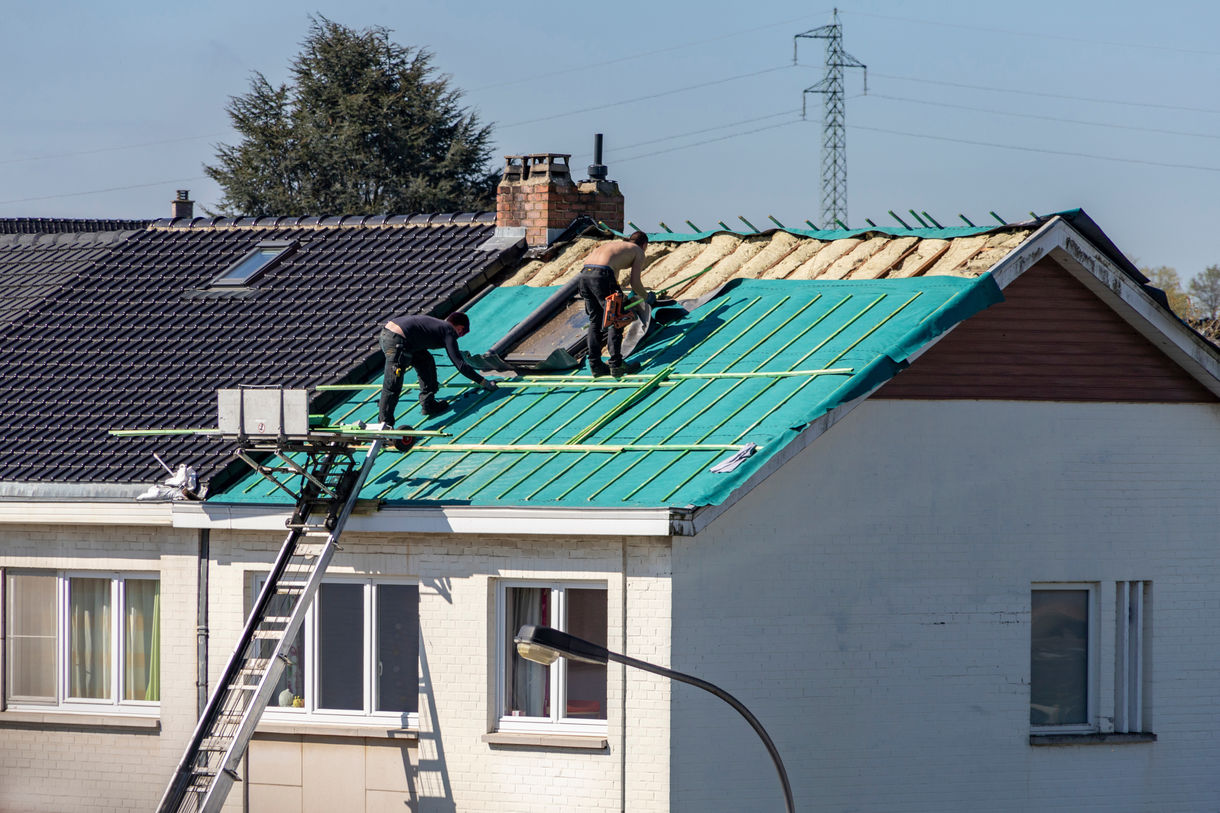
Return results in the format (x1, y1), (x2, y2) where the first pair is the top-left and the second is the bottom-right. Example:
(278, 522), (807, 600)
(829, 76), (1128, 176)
(123, 580), (159, 702)
(507, 588), (548, 717)
(69, 578), (111, 700)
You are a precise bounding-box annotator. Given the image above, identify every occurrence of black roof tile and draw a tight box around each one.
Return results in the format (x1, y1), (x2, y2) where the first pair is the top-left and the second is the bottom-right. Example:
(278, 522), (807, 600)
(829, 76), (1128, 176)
(0, 215), (520, 486)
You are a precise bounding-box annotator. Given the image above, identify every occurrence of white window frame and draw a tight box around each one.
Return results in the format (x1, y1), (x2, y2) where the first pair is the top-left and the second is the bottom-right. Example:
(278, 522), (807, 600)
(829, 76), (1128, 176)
(255, 574), (419, 729)
(495, 580), (609, 734)
(1030, 582), (1098, 734)
(4, 570), (160, 714)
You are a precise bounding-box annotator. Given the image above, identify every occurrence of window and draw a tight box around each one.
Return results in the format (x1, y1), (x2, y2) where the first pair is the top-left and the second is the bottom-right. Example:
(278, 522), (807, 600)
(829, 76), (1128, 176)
(496, 582), (607, 732)
(5, 571), (159, 711)
(1030, 581), (1149, 735)
(255, 577), (419, 725)
(210, 240), (295, 286)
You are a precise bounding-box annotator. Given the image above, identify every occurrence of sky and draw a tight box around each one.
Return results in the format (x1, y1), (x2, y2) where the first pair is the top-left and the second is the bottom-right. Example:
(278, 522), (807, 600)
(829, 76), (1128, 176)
(3, 1), (1219, 281)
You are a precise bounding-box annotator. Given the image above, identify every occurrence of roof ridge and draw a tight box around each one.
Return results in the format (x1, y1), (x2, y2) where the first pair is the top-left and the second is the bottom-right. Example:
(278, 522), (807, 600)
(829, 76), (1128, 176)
(148, 211), (495, 231)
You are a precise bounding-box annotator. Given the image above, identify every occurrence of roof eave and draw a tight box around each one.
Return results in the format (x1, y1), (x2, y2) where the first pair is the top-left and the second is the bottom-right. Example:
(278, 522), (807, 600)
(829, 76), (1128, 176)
(173, 501), (674, 538)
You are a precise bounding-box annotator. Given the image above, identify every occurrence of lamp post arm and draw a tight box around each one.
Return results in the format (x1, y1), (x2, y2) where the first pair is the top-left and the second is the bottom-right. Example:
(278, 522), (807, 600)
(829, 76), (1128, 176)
(606, 650), (795, 813)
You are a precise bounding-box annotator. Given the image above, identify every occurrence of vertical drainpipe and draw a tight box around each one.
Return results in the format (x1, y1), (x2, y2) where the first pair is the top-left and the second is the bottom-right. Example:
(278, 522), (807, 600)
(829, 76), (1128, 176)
(620, 538), (628, 813)
(0, 569), (6, 713)
(197, 528), (210, 717)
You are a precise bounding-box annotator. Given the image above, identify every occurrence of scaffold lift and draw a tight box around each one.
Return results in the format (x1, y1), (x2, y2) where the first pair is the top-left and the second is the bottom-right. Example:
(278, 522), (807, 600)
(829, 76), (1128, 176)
(153, 387), (426, 813)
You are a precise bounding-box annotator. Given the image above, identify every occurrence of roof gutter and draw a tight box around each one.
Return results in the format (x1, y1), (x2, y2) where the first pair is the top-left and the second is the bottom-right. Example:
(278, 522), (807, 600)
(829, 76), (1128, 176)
(173, 502), (674, 538)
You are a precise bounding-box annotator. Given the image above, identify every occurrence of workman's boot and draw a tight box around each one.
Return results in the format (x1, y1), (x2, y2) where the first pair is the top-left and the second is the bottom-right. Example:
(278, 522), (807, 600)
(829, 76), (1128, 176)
(609, 360), (640, 378)
(589, 358), (611, 378)
(419, 394), (451, 417)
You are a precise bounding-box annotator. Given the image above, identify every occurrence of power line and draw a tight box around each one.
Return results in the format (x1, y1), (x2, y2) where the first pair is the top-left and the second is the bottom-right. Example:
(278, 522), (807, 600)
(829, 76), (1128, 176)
(843, 9), (1220, 58)
(867, 92), (1220, 141)
(499, 64), (794, 128)
(611, 110), (798, 151)
(469, 10), (831, 92)
(0, 134), (225, 167)
(615, 118), (800, 164)
(852, 123), (1220, 173)
(867, 70), (1220, 116)
(0, 176), (207, 207)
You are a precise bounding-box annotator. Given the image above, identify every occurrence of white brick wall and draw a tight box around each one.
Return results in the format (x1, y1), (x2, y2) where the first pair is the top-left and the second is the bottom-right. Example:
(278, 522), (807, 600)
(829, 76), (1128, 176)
(672, 399), (1220, 812)
(208, 528), (673, 812)
(0, 522), (199, 812)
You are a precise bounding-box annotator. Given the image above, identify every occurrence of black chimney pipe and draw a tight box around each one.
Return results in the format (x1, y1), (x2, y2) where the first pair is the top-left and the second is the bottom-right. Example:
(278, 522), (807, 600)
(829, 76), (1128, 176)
(588, 133), (608, 181)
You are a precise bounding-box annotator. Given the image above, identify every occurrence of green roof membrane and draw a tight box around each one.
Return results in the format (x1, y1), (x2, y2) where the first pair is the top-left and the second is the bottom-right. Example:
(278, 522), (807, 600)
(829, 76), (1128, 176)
(212, 275), (1002, 509)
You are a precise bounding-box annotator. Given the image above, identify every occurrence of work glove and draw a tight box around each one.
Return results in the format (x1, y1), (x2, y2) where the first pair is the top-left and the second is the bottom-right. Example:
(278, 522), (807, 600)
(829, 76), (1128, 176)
(645, 290), (658, 306)
(480, 379), (499, 391)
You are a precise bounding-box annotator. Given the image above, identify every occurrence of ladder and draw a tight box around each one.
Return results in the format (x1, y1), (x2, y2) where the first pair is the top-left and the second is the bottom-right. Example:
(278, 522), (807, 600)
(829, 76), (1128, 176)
(157, 437), (384, 813)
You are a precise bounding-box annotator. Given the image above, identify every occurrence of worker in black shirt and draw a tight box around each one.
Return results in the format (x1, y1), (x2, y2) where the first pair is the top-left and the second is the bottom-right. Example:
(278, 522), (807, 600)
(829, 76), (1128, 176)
(376, 312), (497, 426)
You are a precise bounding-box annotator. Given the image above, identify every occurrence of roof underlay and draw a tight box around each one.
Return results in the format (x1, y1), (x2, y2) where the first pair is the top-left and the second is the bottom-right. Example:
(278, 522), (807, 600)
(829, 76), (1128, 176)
(502, 220), (1034, 299)
(213, 274), (1003, 510)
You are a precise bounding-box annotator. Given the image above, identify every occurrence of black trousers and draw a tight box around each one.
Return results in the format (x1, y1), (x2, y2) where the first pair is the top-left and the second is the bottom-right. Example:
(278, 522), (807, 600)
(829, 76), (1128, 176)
(378, 328), (439, 424)
(578, 266), (624, 366)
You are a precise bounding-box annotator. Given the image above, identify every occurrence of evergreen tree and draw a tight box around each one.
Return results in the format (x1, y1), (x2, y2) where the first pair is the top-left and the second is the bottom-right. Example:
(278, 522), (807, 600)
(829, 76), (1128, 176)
(206, 16), (495, 216)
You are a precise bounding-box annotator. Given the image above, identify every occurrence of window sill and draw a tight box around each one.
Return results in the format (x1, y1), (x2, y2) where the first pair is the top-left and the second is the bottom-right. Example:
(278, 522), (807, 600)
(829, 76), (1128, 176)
(254, 721), (418, 741)
(482, 731), (608, 750)
(1030, 731), (1156, 746)
(0, 709), (160, 732)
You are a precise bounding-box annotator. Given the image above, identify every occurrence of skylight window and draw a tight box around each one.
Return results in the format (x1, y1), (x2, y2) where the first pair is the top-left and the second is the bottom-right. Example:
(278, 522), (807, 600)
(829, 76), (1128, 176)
(211, 240), (295, 287)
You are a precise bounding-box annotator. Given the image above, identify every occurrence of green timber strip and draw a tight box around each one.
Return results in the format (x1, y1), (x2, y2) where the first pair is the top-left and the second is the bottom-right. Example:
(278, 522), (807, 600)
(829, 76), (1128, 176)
(428, 389), (588, 500)
(381, 387), (512, 500)
(633, 297), (759, 368)
(400, 389), (550, 500)
(657, 292), (925, 501)
(606, 295), (856, 503)
(567, 366), (674, 445)
(109, 428), (220, 436)
(319, 380), (666, 391)
(732, 291), (925, 442)
(487, 382), (629, 501)
(657, 294), (899, 500)
(411, 442), (746, 454)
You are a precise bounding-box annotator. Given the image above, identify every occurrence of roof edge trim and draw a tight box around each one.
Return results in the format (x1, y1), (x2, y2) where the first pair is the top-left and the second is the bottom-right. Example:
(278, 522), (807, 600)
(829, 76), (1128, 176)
(148, 212), (496, 231)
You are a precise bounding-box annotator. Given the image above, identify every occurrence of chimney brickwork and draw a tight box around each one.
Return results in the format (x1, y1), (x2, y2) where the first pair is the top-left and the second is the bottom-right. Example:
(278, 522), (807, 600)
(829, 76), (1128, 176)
(496, 153), (624, 247)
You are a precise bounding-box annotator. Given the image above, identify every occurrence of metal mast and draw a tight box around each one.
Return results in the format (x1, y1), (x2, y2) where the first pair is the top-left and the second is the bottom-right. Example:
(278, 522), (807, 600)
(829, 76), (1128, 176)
(795, 8), (866, 229)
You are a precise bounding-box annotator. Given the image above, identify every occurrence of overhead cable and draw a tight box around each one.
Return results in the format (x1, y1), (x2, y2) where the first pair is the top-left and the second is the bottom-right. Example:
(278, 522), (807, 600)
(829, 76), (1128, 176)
(470, 9), (831, 92)
(0, 176), (208, 207)
(852, 124), (1220, 173)
(500, 64), (795, 128)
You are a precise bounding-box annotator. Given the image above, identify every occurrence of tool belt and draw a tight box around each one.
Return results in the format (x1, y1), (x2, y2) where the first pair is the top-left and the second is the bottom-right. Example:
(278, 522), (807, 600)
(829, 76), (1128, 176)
(602, 291), (635, 329)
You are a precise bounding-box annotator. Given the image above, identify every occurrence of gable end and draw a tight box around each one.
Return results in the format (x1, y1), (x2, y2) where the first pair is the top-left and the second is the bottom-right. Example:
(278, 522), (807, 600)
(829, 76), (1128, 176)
(877, 257), (1218, 403)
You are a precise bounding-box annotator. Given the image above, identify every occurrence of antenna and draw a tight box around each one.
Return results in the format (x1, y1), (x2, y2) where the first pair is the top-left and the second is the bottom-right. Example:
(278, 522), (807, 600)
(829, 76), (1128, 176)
(795, 8), (866, 230)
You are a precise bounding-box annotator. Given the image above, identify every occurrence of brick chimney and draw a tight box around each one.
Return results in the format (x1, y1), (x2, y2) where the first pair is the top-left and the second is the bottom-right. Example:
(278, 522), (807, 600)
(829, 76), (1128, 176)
(496, 140), (624, 247)
(171, 189), (194, 219)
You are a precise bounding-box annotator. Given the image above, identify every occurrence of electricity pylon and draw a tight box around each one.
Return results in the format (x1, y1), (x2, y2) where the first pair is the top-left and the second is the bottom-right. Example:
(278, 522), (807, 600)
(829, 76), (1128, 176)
(795, 8), (866, 229)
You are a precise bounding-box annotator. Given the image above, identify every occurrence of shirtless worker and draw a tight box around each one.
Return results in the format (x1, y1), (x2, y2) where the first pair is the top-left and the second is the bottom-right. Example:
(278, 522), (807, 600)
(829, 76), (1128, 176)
(376, 312), (497, 427)
(578, 231), (653, 377)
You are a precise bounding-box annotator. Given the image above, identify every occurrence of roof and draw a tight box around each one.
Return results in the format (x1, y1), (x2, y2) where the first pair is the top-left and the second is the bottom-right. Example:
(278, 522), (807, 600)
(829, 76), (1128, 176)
(503, 220), (1035, 298)
(0, 230), (137, 327)
(0, 217), (151, 234)
(0, 213), (519, 491)
(213, 273), (1002, 509)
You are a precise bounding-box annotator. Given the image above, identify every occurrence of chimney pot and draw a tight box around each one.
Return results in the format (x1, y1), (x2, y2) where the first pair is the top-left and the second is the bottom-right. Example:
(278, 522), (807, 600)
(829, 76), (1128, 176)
(171, 189), (194, 220)
(587, 133), (608, 181)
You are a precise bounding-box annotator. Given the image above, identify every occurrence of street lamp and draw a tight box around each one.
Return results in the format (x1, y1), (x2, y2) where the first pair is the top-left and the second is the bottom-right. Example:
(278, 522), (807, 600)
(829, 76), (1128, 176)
(514, 624), (795, 813)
